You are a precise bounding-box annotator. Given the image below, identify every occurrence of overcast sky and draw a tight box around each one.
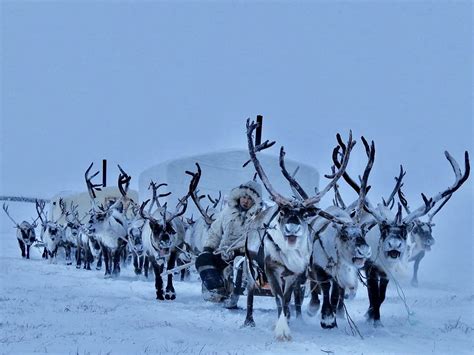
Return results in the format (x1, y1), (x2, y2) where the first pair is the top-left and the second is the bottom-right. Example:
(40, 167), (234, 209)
(1, 1), (472, 203)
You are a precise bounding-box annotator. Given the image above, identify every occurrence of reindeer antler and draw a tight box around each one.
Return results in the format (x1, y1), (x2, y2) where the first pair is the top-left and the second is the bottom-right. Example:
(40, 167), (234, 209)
(186, 163), (216, 226)
(403, 151), (470, 224)
(2, 203), (19, 227)
(246, 119), (294, 207)
(85, 163), (102, 208)
(302, 131), (355, 207)
(117, 165), (131, 198)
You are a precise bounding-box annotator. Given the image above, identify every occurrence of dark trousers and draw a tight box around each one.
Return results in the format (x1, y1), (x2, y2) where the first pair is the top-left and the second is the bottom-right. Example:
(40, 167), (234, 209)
(195, 251), (229, 291)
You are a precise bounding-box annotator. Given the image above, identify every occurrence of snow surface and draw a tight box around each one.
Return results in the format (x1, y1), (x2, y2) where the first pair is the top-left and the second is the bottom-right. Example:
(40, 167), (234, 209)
(1, 230), (473, 355)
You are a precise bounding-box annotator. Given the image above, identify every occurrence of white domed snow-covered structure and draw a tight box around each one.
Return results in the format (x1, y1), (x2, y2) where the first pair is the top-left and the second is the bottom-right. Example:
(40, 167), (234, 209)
(138, 149), (320, 212)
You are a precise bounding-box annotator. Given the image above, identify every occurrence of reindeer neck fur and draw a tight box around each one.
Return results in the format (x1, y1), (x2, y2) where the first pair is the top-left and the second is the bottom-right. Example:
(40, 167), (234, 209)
(312, 219), (359, 290)
(95, 209), (128, 250)
(264, 213), (312, 275)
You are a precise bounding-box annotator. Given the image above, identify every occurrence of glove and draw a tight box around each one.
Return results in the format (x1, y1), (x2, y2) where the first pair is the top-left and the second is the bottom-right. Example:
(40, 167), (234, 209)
(221, 250), (234, 262)
(203, 247), (214, 253)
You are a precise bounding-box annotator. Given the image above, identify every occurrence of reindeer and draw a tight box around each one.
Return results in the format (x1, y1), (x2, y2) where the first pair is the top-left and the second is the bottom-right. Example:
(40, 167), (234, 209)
(85, 163), (130, 278)
(334, 140), (470, 326)
(307, 137), (374, 329)
(243, 119), (355, 340)
(35, 200), (65, 262)
(397, 151), (470, 287)
(140, 188), (189, 300)
(2, 203), (39, 259)
(58, 199), (80, 265)
(127, 204), (148, 277)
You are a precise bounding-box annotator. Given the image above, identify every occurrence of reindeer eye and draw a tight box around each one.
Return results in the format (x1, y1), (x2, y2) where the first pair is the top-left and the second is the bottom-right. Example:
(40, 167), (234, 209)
(340, 234), (349, 242)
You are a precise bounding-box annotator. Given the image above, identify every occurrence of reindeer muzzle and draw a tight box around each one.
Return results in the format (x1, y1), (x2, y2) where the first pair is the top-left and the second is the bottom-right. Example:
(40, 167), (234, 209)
(285, 235), (298, 245)
(352, 257), (366, 268)
(387, 250), (401, 259)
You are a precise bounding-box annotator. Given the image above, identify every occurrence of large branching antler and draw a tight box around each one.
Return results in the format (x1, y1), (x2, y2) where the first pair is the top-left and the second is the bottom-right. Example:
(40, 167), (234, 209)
(246, 119), (294, 207)
(117, 165), (131, 198)
(354, 137), (375, 222)
(185, 163), (216, 226)
(279, 147), (309, 200)
(402, 151), (470, 224)
(2, 203), (19, 227)
(207, 191), (222, 209)
(85, 163), (102, 210)
(302, 131), (355, 207)
(382, 165), (406, 209)
(35, 199), (47, 225)
(149, 181), (171, 210)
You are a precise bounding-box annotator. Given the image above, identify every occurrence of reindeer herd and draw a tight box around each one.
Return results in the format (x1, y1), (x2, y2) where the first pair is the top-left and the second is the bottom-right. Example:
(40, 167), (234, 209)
(2, 119), (470, 341)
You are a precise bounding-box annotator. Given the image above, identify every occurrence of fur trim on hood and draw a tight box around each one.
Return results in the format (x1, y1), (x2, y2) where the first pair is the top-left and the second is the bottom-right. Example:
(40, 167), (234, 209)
(228, 180), (263, 218)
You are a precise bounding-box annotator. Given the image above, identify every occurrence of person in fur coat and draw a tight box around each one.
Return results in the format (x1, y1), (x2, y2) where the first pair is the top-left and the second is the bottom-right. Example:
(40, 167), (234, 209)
(195, 180), (263, 308)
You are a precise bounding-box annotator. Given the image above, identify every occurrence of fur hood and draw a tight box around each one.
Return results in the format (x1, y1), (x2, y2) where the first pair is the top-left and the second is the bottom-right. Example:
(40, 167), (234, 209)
(227, 180), (263, 219)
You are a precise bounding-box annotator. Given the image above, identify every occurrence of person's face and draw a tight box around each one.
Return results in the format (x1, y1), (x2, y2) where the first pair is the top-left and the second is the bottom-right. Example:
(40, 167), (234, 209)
(239, 195), (254, 210)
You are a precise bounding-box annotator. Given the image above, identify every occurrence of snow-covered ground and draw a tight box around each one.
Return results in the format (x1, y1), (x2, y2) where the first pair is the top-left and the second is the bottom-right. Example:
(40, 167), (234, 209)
(0, 232), (473, 355)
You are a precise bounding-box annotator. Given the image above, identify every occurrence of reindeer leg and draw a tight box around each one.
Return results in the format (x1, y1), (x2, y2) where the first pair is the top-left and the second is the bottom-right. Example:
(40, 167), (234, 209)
(165, 251), (177, 300)
(112, 248), (121, 277)
(244, 286), (256, 327)
(266, 264), (291, 341)
(293, 274), (306, 318)
(154, 261), (165, 300)
(96, 251), (102, 270)
(411, 251), (425, 287)
(66, 245), (72, 265)
(330, 282), (340, 314)
(103, 247), (111, 277)
(336, 286), (346, 318)
(320, 280), (337, 329)
(76, 244), (82, 269)
(42, 247), (48, 259)
(307, 280), (321, 317)
(144, 256), (149, 278)
(18, 239), (26, 258)
(133, 254), (140, 275)
(26, 244), (31, 259)
(365, 266), (382, 326)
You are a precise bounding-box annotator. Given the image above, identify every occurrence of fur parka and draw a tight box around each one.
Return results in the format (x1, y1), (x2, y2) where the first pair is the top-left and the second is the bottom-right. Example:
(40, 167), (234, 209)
(203, 181), (263, 253)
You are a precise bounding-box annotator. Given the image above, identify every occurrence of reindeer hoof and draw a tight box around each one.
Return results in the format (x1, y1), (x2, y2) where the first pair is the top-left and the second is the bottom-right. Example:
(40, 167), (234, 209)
(321, 314), (337, 329)
(76, 265), (81, 269)
(372, 319), (383, 328)
(411, 279), (419, 287)
(165, 290), (176, 300)
(365, 308), (375, 321)
(243, 319), (255, 327)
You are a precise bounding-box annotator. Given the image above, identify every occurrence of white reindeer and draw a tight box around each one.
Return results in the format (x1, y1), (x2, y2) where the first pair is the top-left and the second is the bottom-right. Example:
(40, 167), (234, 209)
(397, 151), (470, 286)
(307, 136), (375, 329)
(85, 163), (130, 278)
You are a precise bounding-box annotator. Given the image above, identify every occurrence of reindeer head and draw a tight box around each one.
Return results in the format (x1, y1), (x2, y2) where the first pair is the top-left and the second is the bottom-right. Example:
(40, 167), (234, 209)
(332, 222), (371, 268)
(19, 221), (37, 245)
(127, 217), (146, 256)
(140, 190), (188, 253)
(410, 220), (435, 251)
